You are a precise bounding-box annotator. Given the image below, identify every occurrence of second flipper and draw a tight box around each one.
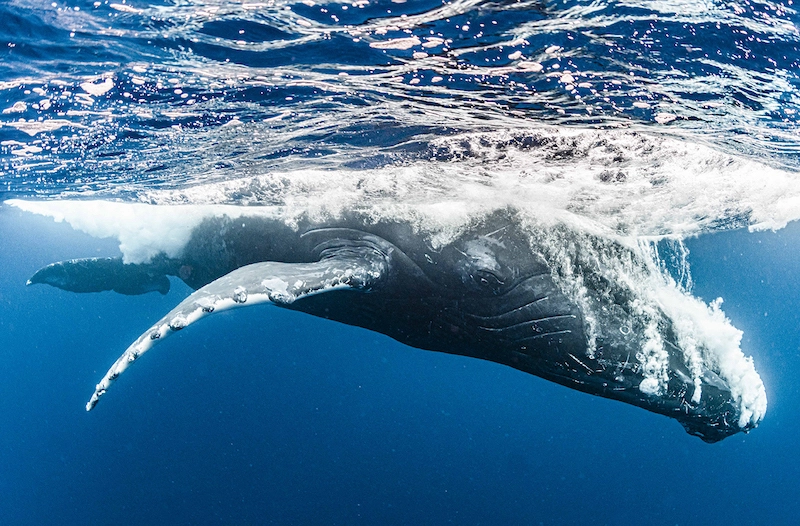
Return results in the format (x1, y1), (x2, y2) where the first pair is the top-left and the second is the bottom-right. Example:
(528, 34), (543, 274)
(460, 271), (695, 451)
(28, 257), (172, 296)
(86, 253), (387, 411)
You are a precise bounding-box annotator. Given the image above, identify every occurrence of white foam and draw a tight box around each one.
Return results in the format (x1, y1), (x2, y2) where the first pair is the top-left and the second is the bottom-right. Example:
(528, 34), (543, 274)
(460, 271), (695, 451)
(635, 237), (766, 426)
(5, 200), (277, 264)
(2, 119), (83, 136)
(654, 291), (767, 428)
(133, 129), (800, 239)
(80, 78), (114, 96)
(369, 36), (421, 50)
(2, 101), (27, 114)
(109, 3), (143, 14)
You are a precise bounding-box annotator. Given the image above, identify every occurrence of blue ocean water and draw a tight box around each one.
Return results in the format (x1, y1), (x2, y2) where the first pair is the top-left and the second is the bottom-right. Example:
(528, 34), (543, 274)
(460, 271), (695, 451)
(1, 0), (799, 524)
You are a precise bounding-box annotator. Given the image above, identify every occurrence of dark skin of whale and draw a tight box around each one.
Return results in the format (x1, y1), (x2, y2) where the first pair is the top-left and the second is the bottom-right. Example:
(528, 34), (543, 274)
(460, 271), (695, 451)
(29, 209), (748, 442)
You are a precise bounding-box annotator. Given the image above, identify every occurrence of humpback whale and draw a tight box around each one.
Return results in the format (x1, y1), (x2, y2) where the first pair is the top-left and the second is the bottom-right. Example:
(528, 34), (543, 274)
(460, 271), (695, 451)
(27, 206), (766, 443)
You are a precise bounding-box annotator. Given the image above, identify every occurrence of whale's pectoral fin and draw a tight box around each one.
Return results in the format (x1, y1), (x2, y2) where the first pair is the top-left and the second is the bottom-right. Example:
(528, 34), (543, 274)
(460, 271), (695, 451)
(86, 253), (387, 411)
(28, 257), (172, 296)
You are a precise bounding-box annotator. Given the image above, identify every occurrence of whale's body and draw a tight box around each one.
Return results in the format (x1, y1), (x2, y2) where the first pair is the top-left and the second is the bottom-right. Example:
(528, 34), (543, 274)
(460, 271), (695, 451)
(28, 206), (766, 442)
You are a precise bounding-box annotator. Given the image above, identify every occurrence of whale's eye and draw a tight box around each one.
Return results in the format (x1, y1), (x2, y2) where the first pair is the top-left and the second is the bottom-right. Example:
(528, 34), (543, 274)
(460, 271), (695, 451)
(473, 269), (502, 286)
(455, 240), (510, 293)
(464, 269), (505, 294)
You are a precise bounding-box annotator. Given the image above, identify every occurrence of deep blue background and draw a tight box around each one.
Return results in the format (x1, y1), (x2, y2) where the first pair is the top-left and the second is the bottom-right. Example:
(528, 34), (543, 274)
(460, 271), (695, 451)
(1, 206), (799, 525)
(1, 0), (799, 522)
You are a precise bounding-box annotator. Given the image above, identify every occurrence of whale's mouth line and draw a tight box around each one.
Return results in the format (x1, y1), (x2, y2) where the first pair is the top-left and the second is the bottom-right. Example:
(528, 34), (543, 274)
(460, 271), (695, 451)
(474, 315), (578, 333)
(513, 329), (575, 343)
(464, 295), (551, 321)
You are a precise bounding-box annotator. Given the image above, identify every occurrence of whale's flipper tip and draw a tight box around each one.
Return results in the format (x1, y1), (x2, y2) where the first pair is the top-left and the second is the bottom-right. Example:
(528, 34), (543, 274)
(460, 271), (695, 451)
(86, 399), (97, 412)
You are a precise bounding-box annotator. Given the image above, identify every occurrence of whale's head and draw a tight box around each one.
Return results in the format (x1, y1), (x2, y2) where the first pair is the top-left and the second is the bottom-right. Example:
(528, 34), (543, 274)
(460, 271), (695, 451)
(406, 219), (764, 443)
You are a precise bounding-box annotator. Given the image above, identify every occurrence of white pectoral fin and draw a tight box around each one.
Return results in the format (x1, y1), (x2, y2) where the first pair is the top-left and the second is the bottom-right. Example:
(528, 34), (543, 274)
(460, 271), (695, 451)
(86, 256), (386, 411)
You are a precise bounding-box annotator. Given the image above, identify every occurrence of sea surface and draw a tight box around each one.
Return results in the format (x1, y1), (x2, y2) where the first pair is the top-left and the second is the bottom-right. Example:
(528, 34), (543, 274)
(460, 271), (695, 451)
(1, 0), (800, 524)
